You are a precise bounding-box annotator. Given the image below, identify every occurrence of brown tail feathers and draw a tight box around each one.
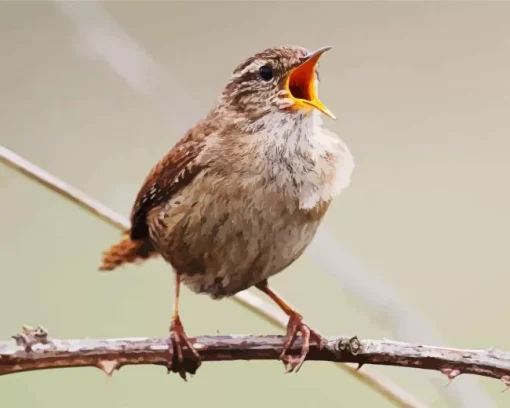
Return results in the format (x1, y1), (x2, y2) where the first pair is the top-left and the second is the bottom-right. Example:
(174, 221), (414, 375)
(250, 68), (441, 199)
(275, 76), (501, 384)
(99, 232), (158, 271)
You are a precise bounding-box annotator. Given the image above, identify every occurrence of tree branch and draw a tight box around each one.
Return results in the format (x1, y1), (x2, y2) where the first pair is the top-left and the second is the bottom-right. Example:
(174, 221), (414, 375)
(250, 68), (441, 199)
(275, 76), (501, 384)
(2, 326), (510, 387)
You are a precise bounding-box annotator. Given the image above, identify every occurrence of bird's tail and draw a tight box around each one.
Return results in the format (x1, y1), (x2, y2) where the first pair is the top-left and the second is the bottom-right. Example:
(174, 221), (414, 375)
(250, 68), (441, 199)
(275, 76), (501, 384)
(99, 231), (158, 271)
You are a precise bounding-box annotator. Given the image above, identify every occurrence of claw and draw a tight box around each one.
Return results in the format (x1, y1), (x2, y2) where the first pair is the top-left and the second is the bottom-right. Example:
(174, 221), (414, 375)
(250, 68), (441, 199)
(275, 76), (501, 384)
(280, 314), (324, 373)
(166, 317), (201, 380)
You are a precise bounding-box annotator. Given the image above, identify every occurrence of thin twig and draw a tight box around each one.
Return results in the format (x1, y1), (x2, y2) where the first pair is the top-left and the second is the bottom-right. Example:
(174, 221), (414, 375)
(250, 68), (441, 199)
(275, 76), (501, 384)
(2, 327), (510, 390)
(0, 145), (425, 408)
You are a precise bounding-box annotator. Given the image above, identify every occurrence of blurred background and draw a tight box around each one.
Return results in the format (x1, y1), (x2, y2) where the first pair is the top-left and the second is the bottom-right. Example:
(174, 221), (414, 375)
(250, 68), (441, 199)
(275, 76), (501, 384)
(1, 1), (510, 407)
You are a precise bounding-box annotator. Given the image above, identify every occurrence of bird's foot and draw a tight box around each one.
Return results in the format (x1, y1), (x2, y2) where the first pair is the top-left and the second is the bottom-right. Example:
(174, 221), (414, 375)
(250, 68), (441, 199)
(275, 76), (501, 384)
(280, 313), (325, 373)
(166, 316), (201, 380)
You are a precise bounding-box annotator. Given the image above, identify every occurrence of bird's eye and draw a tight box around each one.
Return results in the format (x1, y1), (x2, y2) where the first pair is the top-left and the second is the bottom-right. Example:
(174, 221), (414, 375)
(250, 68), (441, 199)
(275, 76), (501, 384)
(258, 65), (273, 81)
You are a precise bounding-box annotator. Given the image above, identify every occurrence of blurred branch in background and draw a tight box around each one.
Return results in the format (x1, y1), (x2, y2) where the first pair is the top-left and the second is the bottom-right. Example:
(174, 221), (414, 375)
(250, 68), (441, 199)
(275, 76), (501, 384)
(0, 145), (427, 408)
(51, 1), (493, 407)
(2, 327), (510, 391)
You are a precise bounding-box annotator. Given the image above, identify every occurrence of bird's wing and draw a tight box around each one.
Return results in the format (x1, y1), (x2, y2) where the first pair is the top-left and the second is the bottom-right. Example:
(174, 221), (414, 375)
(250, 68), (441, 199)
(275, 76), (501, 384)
(129, 128), (206, 241)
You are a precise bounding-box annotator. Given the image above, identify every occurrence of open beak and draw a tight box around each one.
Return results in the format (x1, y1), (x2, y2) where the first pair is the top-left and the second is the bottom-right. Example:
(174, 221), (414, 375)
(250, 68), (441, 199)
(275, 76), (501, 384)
(284, 46), (336, 119)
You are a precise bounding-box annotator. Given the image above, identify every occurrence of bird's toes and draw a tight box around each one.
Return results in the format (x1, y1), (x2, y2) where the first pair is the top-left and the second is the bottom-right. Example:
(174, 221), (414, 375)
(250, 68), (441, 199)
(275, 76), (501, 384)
(166, 330), (201, 380)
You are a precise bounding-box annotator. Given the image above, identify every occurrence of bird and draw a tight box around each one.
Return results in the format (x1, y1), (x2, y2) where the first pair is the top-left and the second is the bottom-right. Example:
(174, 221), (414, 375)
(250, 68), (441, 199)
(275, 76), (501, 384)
(99, 45), (354, 378)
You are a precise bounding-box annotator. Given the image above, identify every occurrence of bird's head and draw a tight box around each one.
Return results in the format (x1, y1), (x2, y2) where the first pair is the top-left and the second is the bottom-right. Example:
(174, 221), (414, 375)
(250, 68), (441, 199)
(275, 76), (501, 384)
(216, 45), (335, 123)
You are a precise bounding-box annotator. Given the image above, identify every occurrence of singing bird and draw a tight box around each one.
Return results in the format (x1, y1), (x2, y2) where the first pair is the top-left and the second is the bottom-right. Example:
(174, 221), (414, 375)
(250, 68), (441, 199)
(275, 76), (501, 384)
(99, 45), (354, 377)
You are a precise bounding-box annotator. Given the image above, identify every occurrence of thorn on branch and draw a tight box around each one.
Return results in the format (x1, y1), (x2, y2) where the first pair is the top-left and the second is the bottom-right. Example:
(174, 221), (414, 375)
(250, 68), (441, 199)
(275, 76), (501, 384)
(12, 325), (50, 352)
(500, 375), (510, 392)
(441, 368), (461, 384)
(98, 360), (120, 377)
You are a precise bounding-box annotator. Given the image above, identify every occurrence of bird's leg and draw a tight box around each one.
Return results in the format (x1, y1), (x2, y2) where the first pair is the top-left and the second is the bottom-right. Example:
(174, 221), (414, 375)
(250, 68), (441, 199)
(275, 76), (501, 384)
(255, 280), (325, 373)
(167, 274), (201, 380)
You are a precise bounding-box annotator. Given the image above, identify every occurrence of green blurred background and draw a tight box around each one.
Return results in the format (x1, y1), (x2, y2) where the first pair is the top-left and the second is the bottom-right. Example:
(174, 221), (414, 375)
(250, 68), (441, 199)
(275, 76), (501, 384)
(1, 1), (510, 407)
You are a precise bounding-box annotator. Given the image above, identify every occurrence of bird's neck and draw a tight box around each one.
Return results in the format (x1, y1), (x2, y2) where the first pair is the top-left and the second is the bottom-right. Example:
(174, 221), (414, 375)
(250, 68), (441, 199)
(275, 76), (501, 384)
(246, 109), (325, 154)
(229, 110), (353, 210)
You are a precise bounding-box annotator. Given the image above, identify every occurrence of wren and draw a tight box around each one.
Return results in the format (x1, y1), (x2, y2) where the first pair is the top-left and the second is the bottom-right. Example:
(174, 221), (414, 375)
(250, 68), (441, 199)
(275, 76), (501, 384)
(99, 45), (355, 378)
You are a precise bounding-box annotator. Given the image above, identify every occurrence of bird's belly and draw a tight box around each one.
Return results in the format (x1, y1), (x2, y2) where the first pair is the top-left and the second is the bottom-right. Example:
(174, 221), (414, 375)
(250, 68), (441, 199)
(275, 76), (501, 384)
(150, 192), (321, 299)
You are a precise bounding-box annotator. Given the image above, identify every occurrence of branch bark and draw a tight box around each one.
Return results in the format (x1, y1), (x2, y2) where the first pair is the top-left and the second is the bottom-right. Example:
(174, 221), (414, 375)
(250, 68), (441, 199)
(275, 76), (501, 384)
(2, 327), (510, 386)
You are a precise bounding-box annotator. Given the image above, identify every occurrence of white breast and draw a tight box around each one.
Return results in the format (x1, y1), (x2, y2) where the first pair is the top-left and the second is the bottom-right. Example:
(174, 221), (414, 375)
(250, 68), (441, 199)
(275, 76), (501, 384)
(246, 110), (355, 209)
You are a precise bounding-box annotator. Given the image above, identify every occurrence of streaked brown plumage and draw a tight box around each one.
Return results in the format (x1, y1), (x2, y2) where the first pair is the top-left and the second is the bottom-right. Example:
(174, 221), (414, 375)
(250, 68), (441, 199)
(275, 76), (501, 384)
(99, 45), (354, 377)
